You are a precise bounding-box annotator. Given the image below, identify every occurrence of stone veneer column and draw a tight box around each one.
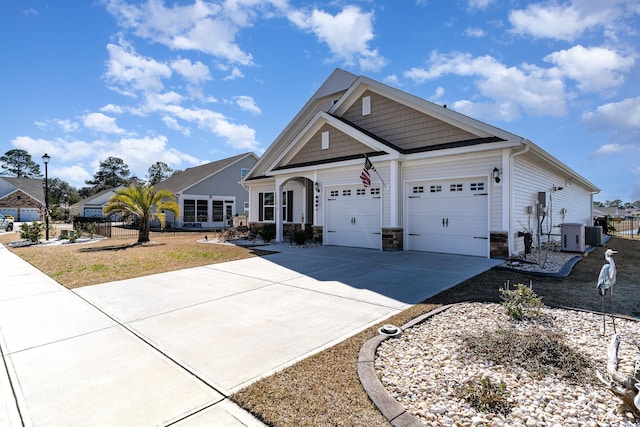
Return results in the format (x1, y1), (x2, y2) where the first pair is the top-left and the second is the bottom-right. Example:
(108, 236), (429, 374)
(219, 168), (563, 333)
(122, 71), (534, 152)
(381, 228), (403, 251)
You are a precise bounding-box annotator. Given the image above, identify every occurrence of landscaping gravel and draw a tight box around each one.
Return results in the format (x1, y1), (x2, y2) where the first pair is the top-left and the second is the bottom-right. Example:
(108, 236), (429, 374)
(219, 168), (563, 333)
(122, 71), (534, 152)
(375, 303), (640, 426)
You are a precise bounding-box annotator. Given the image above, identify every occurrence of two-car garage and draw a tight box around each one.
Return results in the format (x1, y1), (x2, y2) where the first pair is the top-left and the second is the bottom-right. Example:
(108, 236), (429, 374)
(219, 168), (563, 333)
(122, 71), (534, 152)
(323, 177), (489, 257)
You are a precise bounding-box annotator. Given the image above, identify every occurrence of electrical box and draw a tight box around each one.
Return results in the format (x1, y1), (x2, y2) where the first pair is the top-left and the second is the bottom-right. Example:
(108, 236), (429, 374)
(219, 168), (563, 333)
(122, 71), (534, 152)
(538, 192), (546, 207)
(561, 223), (585, 252)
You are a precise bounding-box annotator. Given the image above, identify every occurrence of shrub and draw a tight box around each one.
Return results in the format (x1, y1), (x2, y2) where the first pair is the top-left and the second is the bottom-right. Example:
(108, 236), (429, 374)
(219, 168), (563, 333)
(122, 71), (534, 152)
(461, 326), (596, 384)
(292, 228), (307, 245)
(259, 223), (276, 242)
(456, 376), (512, 416)
(500, 282), (543, 320)
(19, 221), (44, 243)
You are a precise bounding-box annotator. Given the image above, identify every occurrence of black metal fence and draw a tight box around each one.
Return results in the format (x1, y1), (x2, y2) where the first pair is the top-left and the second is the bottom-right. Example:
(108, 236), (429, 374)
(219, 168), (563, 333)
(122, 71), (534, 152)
(72, 217), (139, 239)
(596, 216), (639, 238)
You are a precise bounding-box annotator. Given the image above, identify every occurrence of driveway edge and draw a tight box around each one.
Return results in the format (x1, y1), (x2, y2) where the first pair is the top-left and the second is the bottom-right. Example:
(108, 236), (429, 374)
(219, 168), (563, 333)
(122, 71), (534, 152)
(357, 304), (455, 427)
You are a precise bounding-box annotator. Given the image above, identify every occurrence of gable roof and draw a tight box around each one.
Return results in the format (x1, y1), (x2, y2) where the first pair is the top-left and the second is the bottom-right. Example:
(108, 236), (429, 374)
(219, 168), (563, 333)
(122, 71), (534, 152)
(0, 177), (45, 203)
(244, 68), (599, 193)
(154, 152), (257, 193)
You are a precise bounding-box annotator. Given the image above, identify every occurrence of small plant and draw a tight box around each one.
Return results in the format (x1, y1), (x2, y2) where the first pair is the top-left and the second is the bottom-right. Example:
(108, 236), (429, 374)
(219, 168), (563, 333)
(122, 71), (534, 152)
(258, 223), (276, 242)
(87, 222), (97, 239)
(19, 221), (44, 243)
(500, 281), (543, 320)
(292, 228), (307, 245)
(456, 376), (513, 416)
(73, 224), (84, 239)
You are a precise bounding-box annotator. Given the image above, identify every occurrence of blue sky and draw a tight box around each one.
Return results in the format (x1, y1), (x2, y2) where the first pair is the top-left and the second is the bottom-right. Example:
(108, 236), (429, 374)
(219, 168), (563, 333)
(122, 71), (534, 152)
(1, 0), (639, 203)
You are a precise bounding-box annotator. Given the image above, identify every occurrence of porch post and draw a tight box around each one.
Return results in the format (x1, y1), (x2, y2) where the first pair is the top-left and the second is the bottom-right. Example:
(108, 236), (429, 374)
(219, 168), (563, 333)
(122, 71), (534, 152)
(275, 178), (283, 243)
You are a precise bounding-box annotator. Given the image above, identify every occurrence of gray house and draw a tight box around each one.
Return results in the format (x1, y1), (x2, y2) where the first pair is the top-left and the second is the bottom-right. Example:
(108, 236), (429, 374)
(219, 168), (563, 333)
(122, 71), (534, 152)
(0, 177), (45, 221)
(69, 186), (125, 218)
(154, 152), (258, 229)
(242, 69), (599, 258)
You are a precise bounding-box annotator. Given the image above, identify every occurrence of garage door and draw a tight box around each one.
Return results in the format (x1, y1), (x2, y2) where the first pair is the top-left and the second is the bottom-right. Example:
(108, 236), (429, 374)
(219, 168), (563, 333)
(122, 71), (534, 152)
(0, 208), (18, 219)
(406, 178), (488, 257)
(84, 207), (104, 218)
(19, 208), (41, 222)
(325, 185), (381, 249)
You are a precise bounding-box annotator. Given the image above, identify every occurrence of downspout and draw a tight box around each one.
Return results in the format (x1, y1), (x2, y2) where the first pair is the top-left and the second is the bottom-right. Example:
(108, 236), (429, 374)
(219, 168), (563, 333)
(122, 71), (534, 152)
(508, 142), (530, 256)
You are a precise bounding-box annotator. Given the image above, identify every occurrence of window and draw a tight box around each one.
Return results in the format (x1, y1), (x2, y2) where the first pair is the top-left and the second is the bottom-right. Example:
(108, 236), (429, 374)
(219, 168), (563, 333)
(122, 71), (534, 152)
(342, 189), (351, 196)
(370, 187), (380, 195)
(412, 186), (424, 194)
(356, 188), (366, 195)
(450, 184), (463, 192)
(212, 200), (223, 222)
(362, 95), (371, 115)
(470, 182), (485, 191)
(183, 200), (196, 222)
(241, 168), (249, 178)
(259, 192), (275, 221)
(282, 190), (293, 222)
(322, 131), (329, 150)
(244, 201), (249, 214)
(330, 190), (339, 197)
(430, 185), (442, 193)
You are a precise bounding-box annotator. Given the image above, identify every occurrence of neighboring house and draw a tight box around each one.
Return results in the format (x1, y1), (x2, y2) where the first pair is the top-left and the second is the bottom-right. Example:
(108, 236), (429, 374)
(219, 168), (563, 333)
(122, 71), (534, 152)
(153, 152), (258, 229)
(69, 186), (125, 218)
(0, 177), (45, 221)
(593, 206), (639, 219)
(242, 68), (600, 258)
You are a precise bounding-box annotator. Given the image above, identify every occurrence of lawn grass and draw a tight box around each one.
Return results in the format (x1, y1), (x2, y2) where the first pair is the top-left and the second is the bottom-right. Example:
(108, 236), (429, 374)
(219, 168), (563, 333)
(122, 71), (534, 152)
(1, 228), (638, 426)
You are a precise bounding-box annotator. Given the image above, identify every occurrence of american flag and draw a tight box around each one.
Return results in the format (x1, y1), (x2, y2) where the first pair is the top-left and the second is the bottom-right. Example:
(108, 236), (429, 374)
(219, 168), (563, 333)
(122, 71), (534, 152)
(360, 155), (375, 187)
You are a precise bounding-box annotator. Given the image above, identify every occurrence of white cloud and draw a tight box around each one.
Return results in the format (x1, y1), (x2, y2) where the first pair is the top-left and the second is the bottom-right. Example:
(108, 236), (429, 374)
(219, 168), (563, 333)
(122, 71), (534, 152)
(544, 45), (634, 94)
(591, 143), (635, 156)
(582, 96), (640, 132)
(467, 0), (493, 10)
(104, 41), (172, 95)
(82, 113), (126, 135)
(100, 104), (125, 114)
(51, 165), (93, 188)
(170, 58), (210, 84)
(234, 96), (261, 115)
(404, 51), (566, 120)
(288, 5), (387, 71)
(509, 0), (640, 41)
(464, 27), (486, 38)
(104, 0), (275, 66)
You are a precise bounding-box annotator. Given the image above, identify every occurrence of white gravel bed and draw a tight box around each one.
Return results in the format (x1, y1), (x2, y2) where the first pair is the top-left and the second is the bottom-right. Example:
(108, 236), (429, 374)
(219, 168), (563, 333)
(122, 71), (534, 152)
(500, 249), (580, 274)
(375, 303), (640, 426)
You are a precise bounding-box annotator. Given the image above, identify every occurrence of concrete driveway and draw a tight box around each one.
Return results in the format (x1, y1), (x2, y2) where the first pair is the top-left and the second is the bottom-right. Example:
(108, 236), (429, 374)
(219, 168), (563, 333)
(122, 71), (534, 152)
(0, 243), (500, 426)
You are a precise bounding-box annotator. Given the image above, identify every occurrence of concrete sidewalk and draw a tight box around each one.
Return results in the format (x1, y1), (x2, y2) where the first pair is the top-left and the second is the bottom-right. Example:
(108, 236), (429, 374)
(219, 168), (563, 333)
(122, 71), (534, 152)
(0, 242), (500, 426)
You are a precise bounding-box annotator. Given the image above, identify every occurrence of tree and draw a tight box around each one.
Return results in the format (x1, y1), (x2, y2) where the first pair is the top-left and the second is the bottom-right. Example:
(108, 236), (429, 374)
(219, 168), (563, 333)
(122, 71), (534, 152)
(85, 156), (131, 193)
(607, 199), (623, 208)
(147, 161), (174, 185)
(47, 178), (80, 220)
(0, 149), (42, 178)
(104, 184), (180, 243)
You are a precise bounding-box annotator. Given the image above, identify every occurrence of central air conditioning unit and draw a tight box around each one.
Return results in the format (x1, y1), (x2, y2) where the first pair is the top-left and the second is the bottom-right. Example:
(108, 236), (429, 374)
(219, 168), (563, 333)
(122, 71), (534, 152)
(561, 223), (585, 252)
(585, 226), (603, 246)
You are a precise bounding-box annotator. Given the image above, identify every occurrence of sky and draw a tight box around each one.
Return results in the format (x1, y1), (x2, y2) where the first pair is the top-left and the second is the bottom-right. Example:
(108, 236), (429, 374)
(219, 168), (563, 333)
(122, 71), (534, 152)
(1, 0), (639, 203)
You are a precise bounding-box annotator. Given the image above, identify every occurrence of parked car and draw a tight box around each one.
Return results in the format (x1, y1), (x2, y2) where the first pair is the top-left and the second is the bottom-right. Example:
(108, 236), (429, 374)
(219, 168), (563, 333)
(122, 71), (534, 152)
(0, 214), (14, 231)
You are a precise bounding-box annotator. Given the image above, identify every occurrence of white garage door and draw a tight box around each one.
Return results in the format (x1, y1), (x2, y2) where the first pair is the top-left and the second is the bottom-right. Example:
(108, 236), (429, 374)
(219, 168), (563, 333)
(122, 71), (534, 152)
(325, 185), (381, 249)
(84, 207), (104, 218)
(19, 208), (41, 222)
(406, 178), (488, 257)
(0, 208), (18, 219)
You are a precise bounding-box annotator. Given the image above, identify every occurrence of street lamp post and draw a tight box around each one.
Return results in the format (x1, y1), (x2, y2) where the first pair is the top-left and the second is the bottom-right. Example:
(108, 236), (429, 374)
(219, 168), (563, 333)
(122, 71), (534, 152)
(42, 153), (50, 241)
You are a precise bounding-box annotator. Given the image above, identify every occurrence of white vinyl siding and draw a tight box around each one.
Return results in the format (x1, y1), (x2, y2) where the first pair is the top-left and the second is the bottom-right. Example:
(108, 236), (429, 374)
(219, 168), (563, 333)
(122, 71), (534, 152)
(512, 154), (593, 254)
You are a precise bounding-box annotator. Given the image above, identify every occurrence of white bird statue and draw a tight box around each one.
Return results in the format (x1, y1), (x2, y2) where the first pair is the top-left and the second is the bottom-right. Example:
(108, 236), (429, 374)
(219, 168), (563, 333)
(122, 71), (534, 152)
(597, 249), (618, 296)
(597, 248), (618, 335)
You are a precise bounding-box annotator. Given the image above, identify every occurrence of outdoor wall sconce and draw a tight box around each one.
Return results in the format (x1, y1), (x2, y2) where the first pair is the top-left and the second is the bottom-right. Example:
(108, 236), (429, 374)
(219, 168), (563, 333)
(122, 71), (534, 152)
(492, 167), (501, 183)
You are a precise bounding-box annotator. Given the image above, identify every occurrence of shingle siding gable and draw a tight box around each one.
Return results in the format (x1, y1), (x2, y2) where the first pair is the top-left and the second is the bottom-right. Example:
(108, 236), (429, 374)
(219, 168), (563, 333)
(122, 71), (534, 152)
(340, 90), (477, 151)
(286, 123), (372, 166)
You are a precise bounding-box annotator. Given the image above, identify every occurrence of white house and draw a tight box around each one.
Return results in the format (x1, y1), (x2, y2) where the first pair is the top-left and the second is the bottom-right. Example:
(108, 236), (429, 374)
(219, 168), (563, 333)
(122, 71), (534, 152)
(242, 69), (599, 258)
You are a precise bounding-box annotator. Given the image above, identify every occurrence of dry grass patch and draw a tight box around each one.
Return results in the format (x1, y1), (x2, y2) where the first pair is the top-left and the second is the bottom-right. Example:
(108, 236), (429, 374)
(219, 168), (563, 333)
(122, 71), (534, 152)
(1, 230), (270, 288)
(232, 303), (440, 427)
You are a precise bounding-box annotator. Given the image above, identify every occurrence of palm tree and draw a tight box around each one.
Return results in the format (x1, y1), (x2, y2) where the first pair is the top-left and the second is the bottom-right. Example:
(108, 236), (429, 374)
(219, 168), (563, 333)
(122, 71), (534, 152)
(104, 184), (180, 243)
